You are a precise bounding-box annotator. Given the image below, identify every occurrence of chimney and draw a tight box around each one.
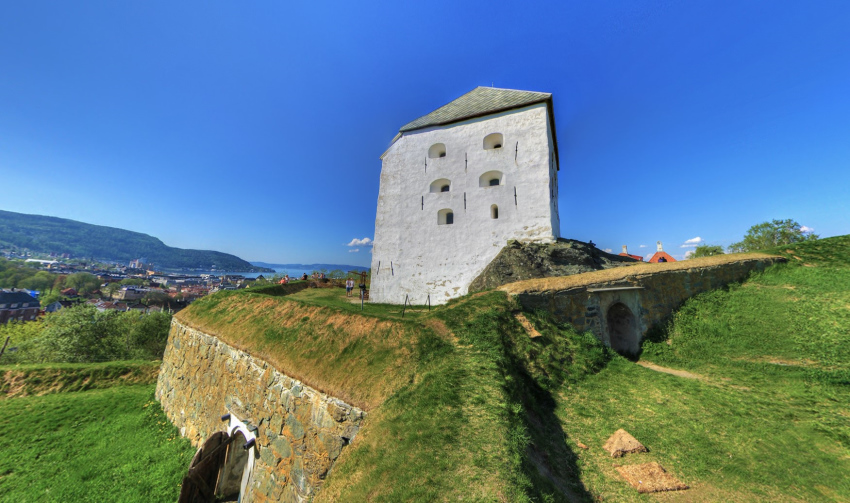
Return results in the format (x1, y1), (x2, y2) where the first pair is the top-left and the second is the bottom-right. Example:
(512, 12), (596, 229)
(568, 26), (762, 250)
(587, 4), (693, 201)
(622, 245), (628, 255)
(657, 241), (663, 252)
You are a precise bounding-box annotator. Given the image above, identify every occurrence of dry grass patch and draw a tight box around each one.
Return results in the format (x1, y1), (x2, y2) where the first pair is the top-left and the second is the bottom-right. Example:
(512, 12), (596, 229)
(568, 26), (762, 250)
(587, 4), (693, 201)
(176, 295), (430, 410)
(603, 429), (648, 458)
(615, 462), (688, 493)
(499, 253), (779, 295)
(514, 312), (542, 338)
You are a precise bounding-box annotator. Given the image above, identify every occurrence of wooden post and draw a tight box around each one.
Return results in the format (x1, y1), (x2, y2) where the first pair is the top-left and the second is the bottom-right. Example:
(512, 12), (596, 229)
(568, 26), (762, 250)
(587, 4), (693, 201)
(0, 336), (10, 359)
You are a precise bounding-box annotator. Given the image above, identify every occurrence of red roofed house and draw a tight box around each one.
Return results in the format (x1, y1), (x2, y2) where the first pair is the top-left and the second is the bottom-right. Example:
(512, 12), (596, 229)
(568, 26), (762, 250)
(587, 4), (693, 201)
(619, 245), (643, 261)
(649, 241), (677, 263)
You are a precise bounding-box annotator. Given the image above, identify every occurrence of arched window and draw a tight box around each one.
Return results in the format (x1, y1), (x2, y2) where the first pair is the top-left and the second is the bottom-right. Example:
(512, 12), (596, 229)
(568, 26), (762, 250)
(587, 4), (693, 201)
(490, 204), (499, 219)
(438, 209), (454, 225)
(478, 170), (504, 187)
(483, 133), (503, 150)
(428, 143), (447, 158)
(429, 178), (451, 193)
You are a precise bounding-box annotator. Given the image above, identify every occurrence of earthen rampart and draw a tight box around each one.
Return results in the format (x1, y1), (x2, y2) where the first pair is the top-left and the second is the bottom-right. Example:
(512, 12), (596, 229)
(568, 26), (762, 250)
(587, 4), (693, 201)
(501, 254), (784, 354)
(156, 319), (365, 502)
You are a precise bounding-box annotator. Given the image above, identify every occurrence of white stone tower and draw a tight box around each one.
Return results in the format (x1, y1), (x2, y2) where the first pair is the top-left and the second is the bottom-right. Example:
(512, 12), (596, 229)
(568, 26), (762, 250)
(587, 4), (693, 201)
(370, 87), (561, 304)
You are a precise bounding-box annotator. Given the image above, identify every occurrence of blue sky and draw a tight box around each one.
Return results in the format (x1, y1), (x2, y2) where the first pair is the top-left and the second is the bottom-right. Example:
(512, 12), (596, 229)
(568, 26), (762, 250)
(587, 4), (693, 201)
(1, 1), (848, 265)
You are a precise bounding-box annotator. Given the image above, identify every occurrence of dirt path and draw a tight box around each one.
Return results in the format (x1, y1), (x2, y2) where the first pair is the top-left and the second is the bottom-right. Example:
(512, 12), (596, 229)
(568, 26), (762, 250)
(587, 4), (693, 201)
(513, 312), (542, 338)
(636, 361), (703, 380)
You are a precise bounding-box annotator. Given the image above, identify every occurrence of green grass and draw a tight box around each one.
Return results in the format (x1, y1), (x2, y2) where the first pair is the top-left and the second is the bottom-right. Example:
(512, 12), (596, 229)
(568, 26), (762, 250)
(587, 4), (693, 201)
(0, 384), (196, 502)
(555, 236), (850, 501)
(1, 361), (161, 398)
(285, 286), (433, 321)
(175, 235), (850, 501)
(320, 292), (607, 502)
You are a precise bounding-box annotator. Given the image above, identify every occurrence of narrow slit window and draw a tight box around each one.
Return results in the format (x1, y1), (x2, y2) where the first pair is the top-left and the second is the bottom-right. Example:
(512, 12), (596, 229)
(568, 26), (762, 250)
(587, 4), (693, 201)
(491, 205), (499, 219)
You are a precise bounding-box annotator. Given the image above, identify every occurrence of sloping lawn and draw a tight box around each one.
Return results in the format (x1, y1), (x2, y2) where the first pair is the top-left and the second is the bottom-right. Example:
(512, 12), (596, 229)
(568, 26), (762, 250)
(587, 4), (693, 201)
(0, 384), (195, 502)
(556, 241), (850, 501)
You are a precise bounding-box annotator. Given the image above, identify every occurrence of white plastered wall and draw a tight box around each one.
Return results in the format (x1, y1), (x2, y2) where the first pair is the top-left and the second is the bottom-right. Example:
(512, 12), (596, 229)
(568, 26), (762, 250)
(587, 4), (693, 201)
(370, 103), (561, 305)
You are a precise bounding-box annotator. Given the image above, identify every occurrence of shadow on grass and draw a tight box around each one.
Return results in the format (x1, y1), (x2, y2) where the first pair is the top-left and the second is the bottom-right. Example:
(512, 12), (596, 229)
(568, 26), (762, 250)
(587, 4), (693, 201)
(439, 297), (600, 502)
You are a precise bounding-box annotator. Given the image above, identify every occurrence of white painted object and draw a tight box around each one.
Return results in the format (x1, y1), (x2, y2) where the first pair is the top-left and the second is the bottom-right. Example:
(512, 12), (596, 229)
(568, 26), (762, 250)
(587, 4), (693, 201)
(226, 413), (256, 503)
(370, 89), (561, 305)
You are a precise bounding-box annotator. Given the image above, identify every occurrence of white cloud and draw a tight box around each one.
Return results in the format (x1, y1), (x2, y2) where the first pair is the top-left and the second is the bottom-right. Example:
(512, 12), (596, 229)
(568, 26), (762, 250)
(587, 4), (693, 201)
(348, 248), (359, 253)
(639, 244), (647, 248)
(603, 248), (612, 253)
(680, 237), (704, 248)
(801, 225), (814, 233)
(684, 250), (695, 259)
(347, 237), (373, 247)
(644, 253), (654, 261)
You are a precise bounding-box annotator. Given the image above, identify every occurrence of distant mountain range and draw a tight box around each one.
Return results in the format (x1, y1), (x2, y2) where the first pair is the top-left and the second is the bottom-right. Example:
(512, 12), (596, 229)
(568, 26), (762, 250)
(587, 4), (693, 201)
(0, 210), (271, 272)
(250, 262), (369, 272)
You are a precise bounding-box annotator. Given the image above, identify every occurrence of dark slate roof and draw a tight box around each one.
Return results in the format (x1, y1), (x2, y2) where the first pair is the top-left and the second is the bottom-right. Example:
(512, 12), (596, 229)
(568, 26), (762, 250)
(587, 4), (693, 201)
(0, 291), (39, 308)
(399, 87), (552, 133)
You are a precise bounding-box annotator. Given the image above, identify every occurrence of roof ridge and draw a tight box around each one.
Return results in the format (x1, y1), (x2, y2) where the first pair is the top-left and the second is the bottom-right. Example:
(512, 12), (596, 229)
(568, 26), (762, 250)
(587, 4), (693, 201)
(399, 87), (552, 133)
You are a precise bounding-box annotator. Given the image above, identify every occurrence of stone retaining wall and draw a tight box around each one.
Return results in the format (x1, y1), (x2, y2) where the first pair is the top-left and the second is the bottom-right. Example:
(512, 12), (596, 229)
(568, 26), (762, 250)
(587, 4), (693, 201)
(512, 257), (783, 353)
(156, 319), (365, 502)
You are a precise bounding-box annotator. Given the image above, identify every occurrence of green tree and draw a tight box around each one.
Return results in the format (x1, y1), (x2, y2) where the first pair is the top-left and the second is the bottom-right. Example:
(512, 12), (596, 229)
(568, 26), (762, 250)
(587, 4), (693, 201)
(19, 271), (56, 292)
(64, 272), (101, 294)
(0, 319), (44, 363)
(142, 290), (170, 306)
(38, 290), (64, 308)
(3, 304), (173, 363)
(125, 311), (172, 359)
(728, 219), (819, 253)
(36, 305), (125, 362)
(689, 245), (725, 259)
(104, 282), (122, 297)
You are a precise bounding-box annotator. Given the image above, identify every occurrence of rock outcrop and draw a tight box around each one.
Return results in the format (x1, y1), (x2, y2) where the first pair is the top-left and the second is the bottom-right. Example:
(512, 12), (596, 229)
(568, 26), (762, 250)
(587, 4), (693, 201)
(469, 238), (639, 292)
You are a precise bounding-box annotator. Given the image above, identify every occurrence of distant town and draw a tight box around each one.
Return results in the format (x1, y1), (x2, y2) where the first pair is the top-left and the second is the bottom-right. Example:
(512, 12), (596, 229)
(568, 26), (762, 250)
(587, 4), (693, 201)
(0, 245), (292, 324)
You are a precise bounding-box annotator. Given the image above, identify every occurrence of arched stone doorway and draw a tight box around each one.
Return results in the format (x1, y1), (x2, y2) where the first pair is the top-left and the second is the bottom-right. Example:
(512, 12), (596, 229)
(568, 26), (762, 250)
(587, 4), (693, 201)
(607, 302), (638, 356)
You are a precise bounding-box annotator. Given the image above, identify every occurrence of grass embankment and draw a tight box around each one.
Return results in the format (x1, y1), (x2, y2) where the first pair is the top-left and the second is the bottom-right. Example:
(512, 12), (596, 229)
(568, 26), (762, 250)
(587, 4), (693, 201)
(181, 283), (608, 501)
(1, 360), (160, 398)
(177, 235), (850, 501)
(176, 287), (429, 410)
(558, 235), (850, 501)
(0, 383), (195, 502)
(499, 252), (778, 295)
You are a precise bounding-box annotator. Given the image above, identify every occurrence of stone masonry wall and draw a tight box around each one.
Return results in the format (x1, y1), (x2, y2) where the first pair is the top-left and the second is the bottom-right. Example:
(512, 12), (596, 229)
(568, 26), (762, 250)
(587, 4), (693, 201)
(156, 320), (365, 503)
(513, 257), (783, 350)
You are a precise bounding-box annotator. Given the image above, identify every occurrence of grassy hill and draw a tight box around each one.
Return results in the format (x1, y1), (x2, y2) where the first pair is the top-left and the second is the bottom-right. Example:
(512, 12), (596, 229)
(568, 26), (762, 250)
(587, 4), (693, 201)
(0, 209), (268, 271)
(179, 235), (850, 501)
(0, 362), (195, 502)
(0, 235), (846, 500)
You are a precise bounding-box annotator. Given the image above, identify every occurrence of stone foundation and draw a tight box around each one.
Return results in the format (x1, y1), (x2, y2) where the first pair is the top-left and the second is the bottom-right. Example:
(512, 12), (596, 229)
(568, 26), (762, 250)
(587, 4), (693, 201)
(156, 320), (365, 502)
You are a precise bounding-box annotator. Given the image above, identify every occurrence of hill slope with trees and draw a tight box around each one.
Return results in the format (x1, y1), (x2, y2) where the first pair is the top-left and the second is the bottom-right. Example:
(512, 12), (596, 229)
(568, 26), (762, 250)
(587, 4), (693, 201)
(0, 210), (267, 271)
